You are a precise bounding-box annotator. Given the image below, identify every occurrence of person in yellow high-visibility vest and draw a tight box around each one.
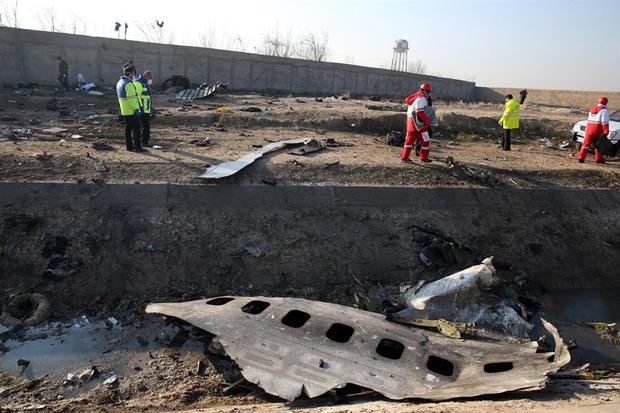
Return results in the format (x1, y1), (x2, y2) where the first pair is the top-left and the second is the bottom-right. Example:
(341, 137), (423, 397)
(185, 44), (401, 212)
(116, 64), (144, 152)
(498, 94), (520, 151)
(134, 70), (154, 147)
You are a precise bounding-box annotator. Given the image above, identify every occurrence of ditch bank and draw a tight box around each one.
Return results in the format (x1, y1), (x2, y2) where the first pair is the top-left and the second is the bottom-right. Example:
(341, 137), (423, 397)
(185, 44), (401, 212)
(1, 182), (619, 317)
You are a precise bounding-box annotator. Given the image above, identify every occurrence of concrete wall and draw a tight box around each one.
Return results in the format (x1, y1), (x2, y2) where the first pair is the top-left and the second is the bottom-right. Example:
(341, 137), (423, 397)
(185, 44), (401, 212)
(476, 87), (620, 110)
(0, 27), (475, 100)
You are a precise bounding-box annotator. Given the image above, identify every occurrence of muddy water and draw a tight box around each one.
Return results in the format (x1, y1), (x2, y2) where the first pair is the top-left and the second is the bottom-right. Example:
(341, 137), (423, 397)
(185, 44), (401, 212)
(0, 319), (204, 384)
(536, 288), (620, 365)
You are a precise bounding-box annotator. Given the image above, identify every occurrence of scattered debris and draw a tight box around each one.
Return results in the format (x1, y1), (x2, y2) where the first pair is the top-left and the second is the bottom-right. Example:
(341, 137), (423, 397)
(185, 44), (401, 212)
(586, 322), (620, 345)
(152, 145), (162, 149)
(200, 138), (306, 179)
(146, 297), (570, 402)
(88, 91), (104, 96)
(403, 319), (475, 339)
(103, 374), (118, 386)
(244, 243), (264, 257)
(385, 130), (405, 147)
(540, 138), (570, 151)
(190, 137), (210, 146)
(367, 104), (402, 112)
(91, 142), (114, 151)
(42, 255), (81, 280)
(240, 106), (262, 112)
(94, 160), (108, 172)
(325, 160), (340, 167)
(31, 151), (51, 161)
(72, 315), (90, 328)
(215, 107), (231, 113)
(288, 139), (325, 156)
(77, 366), (100, 382)
(70, 134), (83, 140)
(0, 128), (33, 141)
(40, 127), (68, 136)
(323, 138), (353, 147)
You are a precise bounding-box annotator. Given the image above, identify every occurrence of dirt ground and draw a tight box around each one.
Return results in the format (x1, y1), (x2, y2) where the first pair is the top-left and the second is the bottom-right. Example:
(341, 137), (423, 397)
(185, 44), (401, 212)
(0, 87), (618, 188)
(1, 86), (620, 412)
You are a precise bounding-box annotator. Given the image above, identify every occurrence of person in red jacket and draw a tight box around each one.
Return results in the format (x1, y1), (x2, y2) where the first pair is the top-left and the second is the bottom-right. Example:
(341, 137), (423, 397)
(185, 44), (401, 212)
(578, 96), (610, 164)
(401, 83), (432, 163)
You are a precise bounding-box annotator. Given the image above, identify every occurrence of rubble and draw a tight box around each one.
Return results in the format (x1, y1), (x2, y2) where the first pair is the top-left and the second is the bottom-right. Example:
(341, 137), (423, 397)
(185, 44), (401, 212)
(288, 139), (325, 156)
(146, 296), (570, 402)
(385, 130), (405, 147)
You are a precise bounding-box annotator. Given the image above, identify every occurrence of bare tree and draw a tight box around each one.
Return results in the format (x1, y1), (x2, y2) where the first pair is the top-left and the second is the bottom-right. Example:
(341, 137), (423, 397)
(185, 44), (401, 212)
(0, 0), (19, 27)
(136, 20), (170, 43)
(197, 27), (218, 48)
(70, 14), (86, 35)
(297, 32), (329, 62)
(407, 59), (426, 74)
(226, 34), (246, 52)
(261, 29), (295, 58)
(38, 7), (63, 32)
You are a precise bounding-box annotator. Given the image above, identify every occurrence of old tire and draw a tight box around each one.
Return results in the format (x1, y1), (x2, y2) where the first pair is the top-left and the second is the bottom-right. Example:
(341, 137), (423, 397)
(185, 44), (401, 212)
(5, 293), (51, 326)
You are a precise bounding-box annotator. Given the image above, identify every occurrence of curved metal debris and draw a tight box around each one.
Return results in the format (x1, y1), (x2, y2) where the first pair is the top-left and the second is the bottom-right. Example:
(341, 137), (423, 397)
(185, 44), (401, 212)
(199, 138), (306, 179)
(146, 296), (570, 401)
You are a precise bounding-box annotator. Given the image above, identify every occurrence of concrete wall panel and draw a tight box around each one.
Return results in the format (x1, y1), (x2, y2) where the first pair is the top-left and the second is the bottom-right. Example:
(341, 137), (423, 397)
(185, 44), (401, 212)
(0, 27), (476, 99)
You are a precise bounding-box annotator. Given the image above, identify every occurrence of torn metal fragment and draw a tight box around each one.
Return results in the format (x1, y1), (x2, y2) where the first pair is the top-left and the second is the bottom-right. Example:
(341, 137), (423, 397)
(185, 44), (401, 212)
(288, 139), (325, 156)
(199, 138), (307, 179)
(146, 296), (570, 401)
(176, 82), (225, 101)
(393, 258), (533, 338)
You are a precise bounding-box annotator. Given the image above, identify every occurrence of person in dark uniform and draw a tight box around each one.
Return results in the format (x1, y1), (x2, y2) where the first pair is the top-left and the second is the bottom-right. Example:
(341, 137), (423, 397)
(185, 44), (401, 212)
(134, 70), (154, 147)
(57, 57), (69, 91)
(116, 64), (145, 152)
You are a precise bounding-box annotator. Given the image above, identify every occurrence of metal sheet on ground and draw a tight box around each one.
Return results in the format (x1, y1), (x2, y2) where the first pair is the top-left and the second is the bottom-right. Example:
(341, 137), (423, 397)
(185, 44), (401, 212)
(199, 139), (307, 179)
(146, 296), (570, 401)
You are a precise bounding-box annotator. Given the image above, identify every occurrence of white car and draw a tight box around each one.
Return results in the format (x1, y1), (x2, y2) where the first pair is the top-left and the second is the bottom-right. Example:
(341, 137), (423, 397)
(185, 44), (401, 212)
(572, 109), (620, 156)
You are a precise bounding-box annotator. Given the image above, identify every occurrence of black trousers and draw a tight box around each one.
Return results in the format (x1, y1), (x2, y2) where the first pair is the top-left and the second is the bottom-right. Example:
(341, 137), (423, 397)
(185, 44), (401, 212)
(58, 73), (69, 91)
(124, 115), (141, 150)
(502, 128), (512, 150)
(140, 115), (150, 146)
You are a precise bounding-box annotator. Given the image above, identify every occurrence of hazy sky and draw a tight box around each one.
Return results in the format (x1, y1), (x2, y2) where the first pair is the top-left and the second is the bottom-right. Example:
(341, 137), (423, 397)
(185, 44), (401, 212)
(2, 0), (619, 91)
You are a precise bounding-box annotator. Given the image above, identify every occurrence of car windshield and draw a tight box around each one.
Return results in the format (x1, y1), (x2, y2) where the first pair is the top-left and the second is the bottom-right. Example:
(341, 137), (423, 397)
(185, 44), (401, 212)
(610, 110), (620, 122)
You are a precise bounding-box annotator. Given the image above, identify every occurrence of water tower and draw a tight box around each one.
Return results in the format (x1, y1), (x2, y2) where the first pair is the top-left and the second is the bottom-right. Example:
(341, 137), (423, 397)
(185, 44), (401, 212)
(391, 39), (409, 72)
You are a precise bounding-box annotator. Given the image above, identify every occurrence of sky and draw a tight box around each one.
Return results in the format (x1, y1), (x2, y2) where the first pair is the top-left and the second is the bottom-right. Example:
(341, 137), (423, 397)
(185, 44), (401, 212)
(1, 0), (619, 91)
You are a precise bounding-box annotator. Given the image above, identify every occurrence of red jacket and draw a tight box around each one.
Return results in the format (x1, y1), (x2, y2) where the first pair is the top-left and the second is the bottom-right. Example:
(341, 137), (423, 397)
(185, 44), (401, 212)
(406, 92), (431, 132)
(585, 104), (610, 137)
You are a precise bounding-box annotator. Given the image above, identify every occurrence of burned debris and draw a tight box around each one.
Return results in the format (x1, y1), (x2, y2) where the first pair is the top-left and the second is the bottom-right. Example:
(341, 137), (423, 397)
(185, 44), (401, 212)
(146, 295), (570, 402)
